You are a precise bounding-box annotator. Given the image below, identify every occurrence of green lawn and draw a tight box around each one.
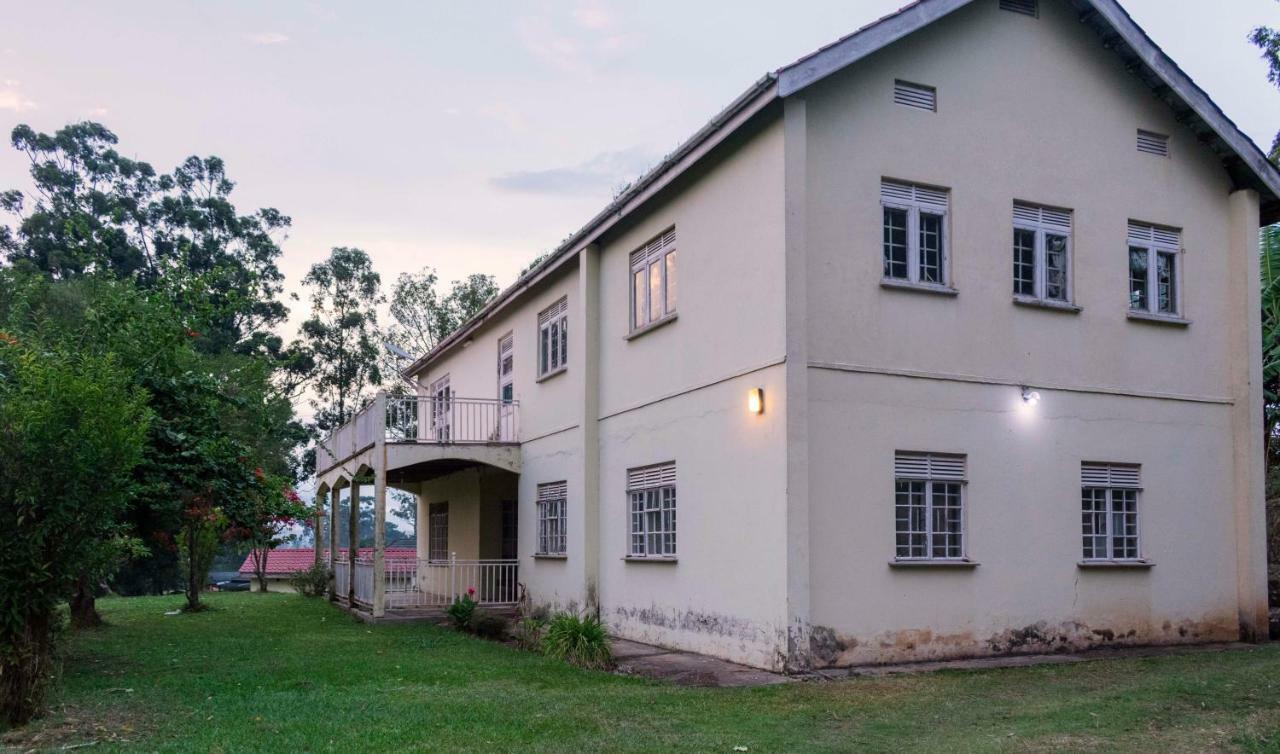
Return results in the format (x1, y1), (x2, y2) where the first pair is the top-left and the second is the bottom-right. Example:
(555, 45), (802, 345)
(4, 593), (1280, 753)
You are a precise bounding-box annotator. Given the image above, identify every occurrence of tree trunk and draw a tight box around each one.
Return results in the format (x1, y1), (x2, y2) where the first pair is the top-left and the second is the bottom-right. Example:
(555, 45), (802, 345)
(184, 526), (201, 611)
(69, 574), (102, 629)
(253, 545), (269, 592)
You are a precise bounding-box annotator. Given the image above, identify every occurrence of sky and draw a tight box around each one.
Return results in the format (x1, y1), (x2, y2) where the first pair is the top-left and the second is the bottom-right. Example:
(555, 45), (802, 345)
(3, 0), (1278, 348)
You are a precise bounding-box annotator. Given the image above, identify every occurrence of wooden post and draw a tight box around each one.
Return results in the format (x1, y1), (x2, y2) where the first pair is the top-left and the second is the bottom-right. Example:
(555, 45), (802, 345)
(373, 391), (389, 618)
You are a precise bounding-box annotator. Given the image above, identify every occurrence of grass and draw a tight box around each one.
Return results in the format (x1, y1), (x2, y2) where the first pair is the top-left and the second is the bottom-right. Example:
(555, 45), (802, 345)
(4, 593), (1280, 752)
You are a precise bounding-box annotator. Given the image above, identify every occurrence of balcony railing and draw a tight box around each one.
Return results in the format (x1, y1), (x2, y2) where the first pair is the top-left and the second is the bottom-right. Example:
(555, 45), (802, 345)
(316, 394), (519, 471)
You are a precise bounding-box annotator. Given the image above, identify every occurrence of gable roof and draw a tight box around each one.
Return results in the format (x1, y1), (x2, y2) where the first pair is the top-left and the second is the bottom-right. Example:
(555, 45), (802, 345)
(238, 547), (417, 576)
(405, 0), (1279, 378)
(777, 0), (1280, 221)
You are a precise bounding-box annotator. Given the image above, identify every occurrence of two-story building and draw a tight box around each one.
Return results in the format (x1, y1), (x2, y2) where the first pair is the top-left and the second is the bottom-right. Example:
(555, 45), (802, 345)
(314, 0), (1280, 671)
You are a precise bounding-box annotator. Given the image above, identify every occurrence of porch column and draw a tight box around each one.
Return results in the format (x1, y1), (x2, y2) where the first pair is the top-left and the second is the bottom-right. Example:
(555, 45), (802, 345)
(313, 504), (324, 567)
(328, 484), (341, 601)
(372, 391), (389, 618)
(348, 478), (361, 607)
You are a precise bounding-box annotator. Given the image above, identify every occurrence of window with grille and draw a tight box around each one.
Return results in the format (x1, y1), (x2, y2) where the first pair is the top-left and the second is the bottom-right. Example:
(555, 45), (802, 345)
(630, 228), (677, 332)
(1081, 463), (1142, 561)
(497, 333), (514, 403)
(1127, 222), (1181, 316)
(627, 463), (676, 558)
(537, 482), (567, 556)
(881, 180), (951, 287)
(428, 502), (449, 562)
(1012, 202), (1073, 303)
(894, 452), (966, 560)
(1137, 130), (1170, 157)
(538, 297), (568, 378)
(893, 80), (937, 112)
(1000, 0), (1038, 16)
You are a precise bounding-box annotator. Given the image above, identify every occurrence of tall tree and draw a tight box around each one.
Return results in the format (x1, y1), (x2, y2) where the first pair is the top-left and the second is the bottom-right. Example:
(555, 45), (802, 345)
(300, 247), (384, 432)
(384, 268), (499, 375)
(1252, 17), (1280, 162)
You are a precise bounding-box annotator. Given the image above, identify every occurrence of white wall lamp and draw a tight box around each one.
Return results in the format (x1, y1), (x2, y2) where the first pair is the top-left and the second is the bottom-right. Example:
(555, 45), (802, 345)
(1021, 386), (1041, 406)
(748, 387), (765, 415)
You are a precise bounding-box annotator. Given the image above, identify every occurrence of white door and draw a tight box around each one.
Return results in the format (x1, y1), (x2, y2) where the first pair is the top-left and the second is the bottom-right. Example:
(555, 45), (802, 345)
(429, 375), (451, 442)
(496, 334), (514, 442)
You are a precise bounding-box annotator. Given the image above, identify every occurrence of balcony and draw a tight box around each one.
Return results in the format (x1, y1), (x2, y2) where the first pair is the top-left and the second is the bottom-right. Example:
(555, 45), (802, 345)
(316, 394), (519, 474)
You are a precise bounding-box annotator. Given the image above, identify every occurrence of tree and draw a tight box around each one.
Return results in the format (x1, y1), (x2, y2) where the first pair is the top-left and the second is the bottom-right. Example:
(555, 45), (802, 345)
(299, 247), (384, 433)
(383, 268), (499, 379)
(0, 334), (149, 724)
(224, 468), (310, 593)
(1252, 18), (1280, 162)
(440, 273), (499, 335)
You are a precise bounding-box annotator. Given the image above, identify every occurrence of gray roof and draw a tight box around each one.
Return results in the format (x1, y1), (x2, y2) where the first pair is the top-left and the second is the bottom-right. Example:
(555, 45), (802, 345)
(406, 0), (1279, 376)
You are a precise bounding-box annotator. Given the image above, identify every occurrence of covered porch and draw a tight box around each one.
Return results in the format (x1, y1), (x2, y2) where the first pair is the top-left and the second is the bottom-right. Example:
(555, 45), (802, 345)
(314, 391), (521, 618)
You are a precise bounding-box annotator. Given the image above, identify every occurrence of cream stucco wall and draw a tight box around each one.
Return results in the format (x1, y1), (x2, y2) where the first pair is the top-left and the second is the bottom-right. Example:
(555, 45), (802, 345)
(795, 0), (1265, 664)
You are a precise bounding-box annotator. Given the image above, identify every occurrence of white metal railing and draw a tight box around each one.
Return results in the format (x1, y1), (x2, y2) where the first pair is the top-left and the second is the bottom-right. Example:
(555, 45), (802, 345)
(383, 558), (519, 609)
(317, 394), (519, 472)
(334, 556), (350, 601)
(386, 396), (518, 445)
(353, 557), (375, 607)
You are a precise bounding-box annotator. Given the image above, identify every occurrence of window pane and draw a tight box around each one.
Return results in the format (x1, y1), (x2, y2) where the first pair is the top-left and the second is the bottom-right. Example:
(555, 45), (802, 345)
(664, 251), (677, 314)
(633, 269), (646, 329)
(549, 322), (560, 369)
(1112, 490), (1139, 560)
(930, 482), (962, 558)
(919, 213), (944, 284)
(883, 207), (909, 279)
(1013, 228), (1036, 296)
(1081, 488), (1108, 559)
(1045, 234), (1068, 301)
(649, 261), (662, 322)
(894, 480), (927, 558)
(1129, 247), (1149, 311)
(1157, 251), (1177, 314)
(560, 317), (568, 368)
(540, 326), (549, 374)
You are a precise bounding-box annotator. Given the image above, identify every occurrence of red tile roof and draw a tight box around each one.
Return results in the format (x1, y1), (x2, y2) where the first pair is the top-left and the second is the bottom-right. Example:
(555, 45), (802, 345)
(238, 548), (417, 576)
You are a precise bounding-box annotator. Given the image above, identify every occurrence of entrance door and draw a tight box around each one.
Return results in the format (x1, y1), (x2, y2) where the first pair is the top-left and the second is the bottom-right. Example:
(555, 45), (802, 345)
(496, 334), (515, 442)
(429, 375), (451, 442)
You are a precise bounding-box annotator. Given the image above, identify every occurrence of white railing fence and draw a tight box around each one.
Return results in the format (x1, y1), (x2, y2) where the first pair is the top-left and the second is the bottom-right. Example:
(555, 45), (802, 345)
(386, 396), (518, 445)
(353, 557), (375, 607)
(383, 558), (520, 609)
(334, 556), (350, 602)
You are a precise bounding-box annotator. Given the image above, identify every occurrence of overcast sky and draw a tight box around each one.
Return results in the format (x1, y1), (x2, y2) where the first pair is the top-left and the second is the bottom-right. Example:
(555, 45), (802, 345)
(2, 0), (1279, 345)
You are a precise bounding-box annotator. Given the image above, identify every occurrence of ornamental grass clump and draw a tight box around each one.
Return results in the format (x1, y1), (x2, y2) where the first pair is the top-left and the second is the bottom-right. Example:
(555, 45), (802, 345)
(541, 612), (613, 670)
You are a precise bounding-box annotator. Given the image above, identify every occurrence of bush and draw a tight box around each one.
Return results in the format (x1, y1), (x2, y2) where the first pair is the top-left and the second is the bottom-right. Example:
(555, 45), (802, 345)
(541, 612), (613, 670)
(446, 589), (477, 631)
(289, 564), (330, 597)
(513, 617), (546, 652)
(469, 609), (509, 640)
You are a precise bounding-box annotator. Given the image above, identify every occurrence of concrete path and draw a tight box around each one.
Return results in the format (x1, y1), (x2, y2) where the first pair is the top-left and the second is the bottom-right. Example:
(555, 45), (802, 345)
(611, 638), (791, 687)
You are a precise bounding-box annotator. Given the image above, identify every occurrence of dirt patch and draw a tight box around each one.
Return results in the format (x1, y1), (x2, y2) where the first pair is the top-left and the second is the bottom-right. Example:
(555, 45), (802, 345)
(0, 703), (153, 751)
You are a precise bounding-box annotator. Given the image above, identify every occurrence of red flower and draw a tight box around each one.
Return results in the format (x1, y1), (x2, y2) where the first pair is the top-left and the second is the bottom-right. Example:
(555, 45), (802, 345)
(467, 586), (476, 596)
(254, 467), (266, 481)
(185, 328), (200, 338)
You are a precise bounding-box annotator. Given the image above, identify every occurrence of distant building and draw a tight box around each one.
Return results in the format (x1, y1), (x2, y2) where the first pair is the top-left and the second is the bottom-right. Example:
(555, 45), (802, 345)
(239, 548), (416, 593)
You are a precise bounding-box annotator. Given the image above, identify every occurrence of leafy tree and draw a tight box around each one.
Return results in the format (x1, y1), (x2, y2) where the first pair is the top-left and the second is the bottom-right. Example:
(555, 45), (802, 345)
(383, 268), (500, 382)
(299, 247), (384, 433)
(0, 333), (149, 724)
(440, 273), (499, 335)
(1252, 18), (1280, 162)
(224, 468), (310, 592)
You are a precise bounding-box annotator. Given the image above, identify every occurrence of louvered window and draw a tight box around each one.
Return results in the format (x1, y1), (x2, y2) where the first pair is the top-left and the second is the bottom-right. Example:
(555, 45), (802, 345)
(536, 481), (567, 556)
(1000, 0), (1038, 16)
(894, 452), (966, 560)
(630, 228), (677, 332)
(1012, 202), (1072, 303)
(1137, 130), (1170, 157)
(537, 297), (568, 378)
(1127, 221), (1181, 316)
(1081, 463), (1142, 561)
(882, 180), (951, 287)
(893, 80), (937, 112)
(627, 462), (676, 558)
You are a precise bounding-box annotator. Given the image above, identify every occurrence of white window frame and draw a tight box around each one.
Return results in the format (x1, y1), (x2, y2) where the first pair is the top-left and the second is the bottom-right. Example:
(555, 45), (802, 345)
(1080, 463), (1143, 562)
(497, 332), (514, 403)
(1127, 222), (1182, 317)
(893, 452), (967, 561)
(537, 297), (568, 378)
(629, 228), (677, 332)
(881, 180), (951, 288)
(1012, 202), (1073, 304)
(428, 374), (451, 442)
(626, 462), (676, 559)
(536, 482), (567, 556)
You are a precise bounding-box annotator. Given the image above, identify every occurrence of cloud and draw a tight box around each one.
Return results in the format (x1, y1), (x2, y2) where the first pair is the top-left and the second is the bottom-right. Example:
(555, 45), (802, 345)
(88, 106), (110, 117)
(572, 1), (614, 30)
(0, 81), (36, 112)
(491, 146), (658, 197)
(245, 32), (289, 45)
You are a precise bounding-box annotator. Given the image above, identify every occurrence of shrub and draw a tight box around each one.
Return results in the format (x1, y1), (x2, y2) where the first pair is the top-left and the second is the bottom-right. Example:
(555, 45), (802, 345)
(541, 612), (613, 670)
(446, 588), (478, 631)
(289, 564), (330, 597)
(469, 609), (509, 640)
(513, 617), (546, 652)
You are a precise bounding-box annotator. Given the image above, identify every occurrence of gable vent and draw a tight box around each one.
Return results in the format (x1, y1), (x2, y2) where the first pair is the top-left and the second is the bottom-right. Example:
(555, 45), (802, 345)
(894, 80), (937, 112)
(999, 0), (1038, 16)
(1137, 130), (1170, 157)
